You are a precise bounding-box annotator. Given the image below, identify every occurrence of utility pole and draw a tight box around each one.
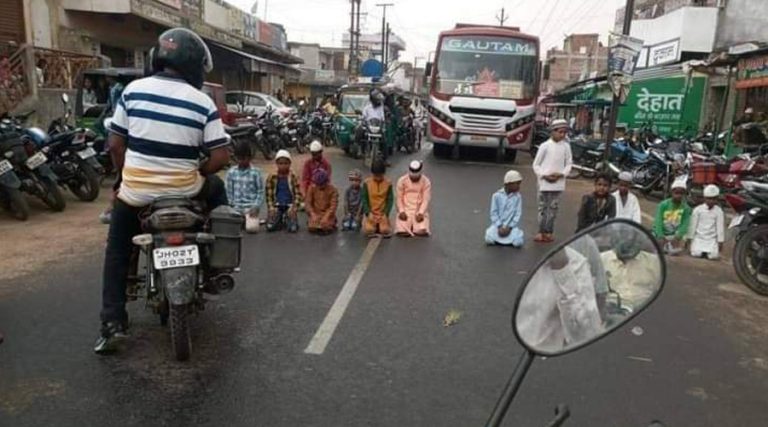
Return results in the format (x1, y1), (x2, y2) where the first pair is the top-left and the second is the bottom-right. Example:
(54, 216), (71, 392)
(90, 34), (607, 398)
(348, 0), (356, 75)
(354, 1), (362, 74)
(376, 3), (394, 70)
(385, 23), (391, 70)
(496, 7), (508, 26)
(604, 0), (636, 160)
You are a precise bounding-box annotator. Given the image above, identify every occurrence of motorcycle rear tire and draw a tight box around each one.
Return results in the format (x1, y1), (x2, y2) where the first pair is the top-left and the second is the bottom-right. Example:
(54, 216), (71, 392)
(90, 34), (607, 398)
(40, 178), (66, 212)
(733, 225), (768, 296)
(170, 303), (192, 361)
(69, 162), (101, 202)
(1, 188), (30, 221)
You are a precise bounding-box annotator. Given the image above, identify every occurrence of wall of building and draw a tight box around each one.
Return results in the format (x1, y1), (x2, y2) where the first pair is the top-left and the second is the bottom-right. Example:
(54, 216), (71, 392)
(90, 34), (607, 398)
(543, 34), (608, 94)
(716, 0), (768, 49)
(12, 88), (77, 127)
(629, 6), (717, 52)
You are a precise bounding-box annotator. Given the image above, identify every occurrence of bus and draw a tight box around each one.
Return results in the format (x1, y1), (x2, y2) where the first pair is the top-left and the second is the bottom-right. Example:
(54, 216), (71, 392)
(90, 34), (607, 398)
(426, 24), (540, 161)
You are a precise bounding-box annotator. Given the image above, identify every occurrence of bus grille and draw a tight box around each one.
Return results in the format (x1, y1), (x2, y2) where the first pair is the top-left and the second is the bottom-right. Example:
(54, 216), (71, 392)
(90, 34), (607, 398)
(456, 113), (505, 133)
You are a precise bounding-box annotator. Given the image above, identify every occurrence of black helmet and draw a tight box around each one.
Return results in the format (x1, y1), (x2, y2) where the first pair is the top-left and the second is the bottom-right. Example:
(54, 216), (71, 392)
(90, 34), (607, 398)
(144, 47), (156, 77)
(153, 28), (213, 89)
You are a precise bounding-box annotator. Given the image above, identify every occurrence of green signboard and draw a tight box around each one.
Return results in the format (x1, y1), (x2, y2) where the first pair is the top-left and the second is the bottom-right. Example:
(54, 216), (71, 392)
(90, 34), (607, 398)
(617, 76), (705, 136)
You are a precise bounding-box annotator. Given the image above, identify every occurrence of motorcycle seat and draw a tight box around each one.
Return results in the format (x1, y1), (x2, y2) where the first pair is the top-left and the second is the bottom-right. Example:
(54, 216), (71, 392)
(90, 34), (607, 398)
(224, 123), (256, 134)
(149, 196), (201, 212)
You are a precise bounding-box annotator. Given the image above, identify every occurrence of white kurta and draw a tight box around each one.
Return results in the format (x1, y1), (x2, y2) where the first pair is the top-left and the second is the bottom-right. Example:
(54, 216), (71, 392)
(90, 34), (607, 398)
(532, 139), (573, 192)
(613, 190), (642, 224)
(688, 204), (725, 259)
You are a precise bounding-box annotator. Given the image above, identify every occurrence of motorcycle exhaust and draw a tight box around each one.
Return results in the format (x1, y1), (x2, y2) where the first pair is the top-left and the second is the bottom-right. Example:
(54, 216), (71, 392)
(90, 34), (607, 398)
(211, 274), (235, 295)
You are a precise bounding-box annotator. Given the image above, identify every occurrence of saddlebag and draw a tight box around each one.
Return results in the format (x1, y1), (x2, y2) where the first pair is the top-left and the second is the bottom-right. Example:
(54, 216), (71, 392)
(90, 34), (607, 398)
(209, 205), (244, 269)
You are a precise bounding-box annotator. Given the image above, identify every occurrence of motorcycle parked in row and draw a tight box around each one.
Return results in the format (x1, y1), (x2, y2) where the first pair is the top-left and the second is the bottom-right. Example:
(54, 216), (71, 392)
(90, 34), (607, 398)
(726, 179), (768, 296)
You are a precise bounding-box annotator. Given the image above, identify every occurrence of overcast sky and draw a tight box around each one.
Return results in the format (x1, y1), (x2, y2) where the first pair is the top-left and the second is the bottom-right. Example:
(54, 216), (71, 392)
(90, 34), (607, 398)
(229, 0), (627, 62)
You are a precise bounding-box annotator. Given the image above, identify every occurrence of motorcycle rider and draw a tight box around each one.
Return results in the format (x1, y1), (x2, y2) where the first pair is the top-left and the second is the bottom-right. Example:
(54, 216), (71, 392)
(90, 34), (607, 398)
(355, 88), (386, 157)
(94, 28), (231, 354)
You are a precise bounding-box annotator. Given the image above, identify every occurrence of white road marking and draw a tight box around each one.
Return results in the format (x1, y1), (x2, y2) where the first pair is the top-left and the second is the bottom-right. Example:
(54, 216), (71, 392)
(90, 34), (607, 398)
(304, 238), (382, 355)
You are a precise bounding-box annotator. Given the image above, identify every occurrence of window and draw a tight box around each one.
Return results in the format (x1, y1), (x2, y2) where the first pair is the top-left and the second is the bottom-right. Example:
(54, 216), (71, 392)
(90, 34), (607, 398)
(225, 93), (243, 104)
(247, 95), (267, 107)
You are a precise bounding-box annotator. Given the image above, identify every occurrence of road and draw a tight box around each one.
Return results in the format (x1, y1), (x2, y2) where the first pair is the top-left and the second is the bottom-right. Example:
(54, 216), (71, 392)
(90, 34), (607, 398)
(1, 147), (767, 426)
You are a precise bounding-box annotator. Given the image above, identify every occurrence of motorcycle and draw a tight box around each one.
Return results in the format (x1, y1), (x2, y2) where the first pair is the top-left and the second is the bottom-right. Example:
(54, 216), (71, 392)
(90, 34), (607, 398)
(726, 180), (768, 296)
(0, 111), (66, 214)
(126, 199), (243, 361)
(487, 219), (666, 426)
(0, 112), (34, 220)
(568, 137), (606, 179)
(361, 117), (385, 167)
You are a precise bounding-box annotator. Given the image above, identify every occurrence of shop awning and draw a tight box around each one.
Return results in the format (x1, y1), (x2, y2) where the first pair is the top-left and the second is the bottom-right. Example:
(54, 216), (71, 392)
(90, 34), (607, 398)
(210, 42), (299, 78)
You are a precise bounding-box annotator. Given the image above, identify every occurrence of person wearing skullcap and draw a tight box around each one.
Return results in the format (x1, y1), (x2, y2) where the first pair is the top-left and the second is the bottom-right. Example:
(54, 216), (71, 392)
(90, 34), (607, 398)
(342, 169), (364, 231)
(532, 118), (573, 243)
(266, 150), (303, 233)
(361, 160), (394, 237)
(652, 178), (691, 255)
(301, 140), (332, 196)
(613, 171), (642, 223)
(688, 185), (725, 260)
(305, 168), (339, 234)
(395, 160), (432, 237)
(484, 170), (524, 246)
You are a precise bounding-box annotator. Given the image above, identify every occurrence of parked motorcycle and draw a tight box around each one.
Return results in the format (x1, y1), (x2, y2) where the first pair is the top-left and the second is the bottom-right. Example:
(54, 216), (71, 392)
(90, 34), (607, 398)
(487, 219), (666, 426)
(726, 180), (768, 296)
(126, 200), (243, 360)
(0, 112), (34, 220)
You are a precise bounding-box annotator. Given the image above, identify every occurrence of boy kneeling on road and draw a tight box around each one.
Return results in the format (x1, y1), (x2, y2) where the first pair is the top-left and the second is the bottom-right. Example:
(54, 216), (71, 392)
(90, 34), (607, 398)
(653, 179), (692, 255)
(265, 150), (303, 233)
(688, 184), (725, 260)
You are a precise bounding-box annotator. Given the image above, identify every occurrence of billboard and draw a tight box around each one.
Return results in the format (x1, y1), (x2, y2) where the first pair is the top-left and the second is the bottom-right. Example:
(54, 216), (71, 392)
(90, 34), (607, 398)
(617, 76), (705, 136)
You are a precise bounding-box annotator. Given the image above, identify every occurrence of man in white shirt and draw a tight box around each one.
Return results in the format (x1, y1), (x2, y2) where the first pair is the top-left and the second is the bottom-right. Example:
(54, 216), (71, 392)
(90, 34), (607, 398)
(613, 171), (642, 224)
(688, 184), (725, 260)
(532, 119), (573, 243)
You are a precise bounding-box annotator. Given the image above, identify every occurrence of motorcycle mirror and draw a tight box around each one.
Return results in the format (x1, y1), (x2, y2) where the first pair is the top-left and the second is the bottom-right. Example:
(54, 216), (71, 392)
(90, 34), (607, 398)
(61, 93), (70, 104)
(513, 219), (665, 357)
(103, 117), (112, 130)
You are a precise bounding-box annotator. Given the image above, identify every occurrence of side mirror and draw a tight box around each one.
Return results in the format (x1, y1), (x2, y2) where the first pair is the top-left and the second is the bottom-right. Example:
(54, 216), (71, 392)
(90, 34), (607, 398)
(61, 93), (70, 104)
(513, 219), (665, 357)
(424, 62), (433, 77)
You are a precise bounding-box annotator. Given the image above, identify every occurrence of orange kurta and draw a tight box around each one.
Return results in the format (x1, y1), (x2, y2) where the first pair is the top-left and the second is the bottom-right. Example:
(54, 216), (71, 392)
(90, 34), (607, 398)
(395, 175), (432, 236)
(306, 184), (339, 232)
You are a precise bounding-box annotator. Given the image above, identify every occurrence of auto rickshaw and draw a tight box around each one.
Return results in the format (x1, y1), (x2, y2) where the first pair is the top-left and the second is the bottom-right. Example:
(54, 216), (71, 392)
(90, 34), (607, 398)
(335, 83), (377, 156)
(75, 68), (144, 135)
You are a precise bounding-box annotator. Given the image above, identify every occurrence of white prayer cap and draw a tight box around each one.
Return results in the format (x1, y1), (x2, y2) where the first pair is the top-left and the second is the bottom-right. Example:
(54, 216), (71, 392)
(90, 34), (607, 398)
(745, 107), (754, 114)
(275, 149), (292, 161)
(550, 119), (569, 131)
(504, 170), (523, 183)
(409, 160), (423, 172)
(309, 140), (323, 153)
(703, 184), (720, 198)
(671, 177), (687, 191)
(618, 171), (633, 183)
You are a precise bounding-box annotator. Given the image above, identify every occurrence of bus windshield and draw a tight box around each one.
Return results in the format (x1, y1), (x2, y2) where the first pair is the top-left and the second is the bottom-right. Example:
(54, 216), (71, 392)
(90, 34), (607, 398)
(435, 35), (538, 100)
(340, 93), (368, 115)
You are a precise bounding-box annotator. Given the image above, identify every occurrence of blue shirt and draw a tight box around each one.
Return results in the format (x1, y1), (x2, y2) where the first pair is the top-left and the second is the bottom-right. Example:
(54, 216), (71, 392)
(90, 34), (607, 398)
(275, 176), (293, 206)
(225, 165), (264, 212)
(490, 189), (522, 228)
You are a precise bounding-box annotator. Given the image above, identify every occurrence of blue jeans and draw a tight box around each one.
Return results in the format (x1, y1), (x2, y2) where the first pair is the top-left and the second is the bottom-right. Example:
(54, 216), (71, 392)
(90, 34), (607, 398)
(267, 205), (298, 233)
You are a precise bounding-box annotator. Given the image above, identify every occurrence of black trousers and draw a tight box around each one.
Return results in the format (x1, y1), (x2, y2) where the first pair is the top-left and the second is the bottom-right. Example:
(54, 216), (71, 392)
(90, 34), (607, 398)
(100, 175), (228, 324)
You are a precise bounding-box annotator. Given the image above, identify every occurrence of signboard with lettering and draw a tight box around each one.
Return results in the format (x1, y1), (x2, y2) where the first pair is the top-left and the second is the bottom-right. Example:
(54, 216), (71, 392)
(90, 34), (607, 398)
(155, 0), (181, 9)
(243, 13), (258, 40)
(647, 39), (680, 67)
(190, 20), (242, 48)
(617, 76), (705, 136)
(736, 54), (768, 89)
(636, 47), (649, 69)
(441, 36), (536, 56)
(131, 0), (184, 27)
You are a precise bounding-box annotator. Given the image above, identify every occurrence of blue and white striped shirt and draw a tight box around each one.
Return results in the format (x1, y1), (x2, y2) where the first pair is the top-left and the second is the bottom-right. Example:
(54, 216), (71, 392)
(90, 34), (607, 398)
(109, 73), (229, 207)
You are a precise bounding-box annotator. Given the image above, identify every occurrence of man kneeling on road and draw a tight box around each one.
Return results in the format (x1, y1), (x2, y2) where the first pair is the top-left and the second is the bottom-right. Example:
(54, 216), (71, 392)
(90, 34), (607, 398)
(485, 170), (524, 247)
(94, 28), (231, 354)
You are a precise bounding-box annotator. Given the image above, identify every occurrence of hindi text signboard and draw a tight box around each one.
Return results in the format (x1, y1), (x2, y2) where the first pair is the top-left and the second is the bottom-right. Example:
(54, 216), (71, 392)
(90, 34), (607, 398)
(618, 76), (705, 136)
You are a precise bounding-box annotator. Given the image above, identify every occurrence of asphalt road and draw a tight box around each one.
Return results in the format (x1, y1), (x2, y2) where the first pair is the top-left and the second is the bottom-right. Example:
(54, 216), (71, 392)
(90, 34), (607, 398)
(1, 146), (767, 426)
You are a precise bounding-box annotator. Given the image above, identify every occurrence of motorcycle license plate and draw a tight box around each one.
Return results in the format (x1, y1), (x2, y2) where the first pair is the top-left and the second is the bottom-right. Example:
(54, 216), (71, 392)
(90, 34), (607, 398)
(289, 129), (297, 135)
(25, 152), (47, 170)
(0, 159), (12, 176)
(729, 214), (744, 229)
(77, 147), (97, 159)
(152, 245), (200, 270)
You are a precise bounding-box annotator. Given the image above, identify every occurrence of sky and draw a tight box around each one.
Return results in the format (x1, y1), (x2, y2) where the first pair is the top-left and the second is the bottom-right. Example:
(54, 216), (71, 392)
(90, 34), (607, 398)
(228, 0), (628, 63)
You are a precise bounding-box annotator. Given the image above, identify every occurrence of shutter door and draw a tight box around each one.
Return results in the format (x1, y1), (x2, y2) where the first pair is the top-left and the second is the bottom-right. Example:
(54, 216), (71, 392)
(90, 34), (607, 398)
(0, 0), (25, 45)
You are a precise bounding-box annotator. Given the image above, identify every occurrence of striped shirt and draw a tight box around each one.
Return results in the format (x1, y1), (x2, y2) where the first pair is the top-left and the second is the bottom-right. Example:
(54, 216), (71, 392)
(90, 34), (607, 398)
(109, 73), (229, 207)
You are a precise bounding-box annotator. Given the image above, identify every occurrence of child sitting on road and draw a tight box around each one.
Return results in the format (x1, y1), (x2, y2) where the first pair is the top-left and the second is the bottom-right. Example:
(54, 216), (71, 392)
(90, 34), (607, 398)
(361, 160), (394, 238)
(653, 179), (692, 255)
(305, 168), (339, 234)
(225, 142), (264, 233)
(484, 170), (524, 247)
(688, 184), (725, 260)
(342, 169), (363, 231)
(576, 173), (616, 232)
(265, 150), (303, 233)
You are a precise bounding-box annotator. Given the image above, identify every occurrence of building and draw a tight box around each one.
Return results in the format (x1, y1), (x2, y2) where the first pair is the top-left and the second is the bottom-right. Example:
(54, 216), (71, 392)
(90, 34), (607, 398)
(541, 34), (608, 94)
(285, 42), (349, 106)
(1, 0), (303, 116)
(342, 31), (406, 66)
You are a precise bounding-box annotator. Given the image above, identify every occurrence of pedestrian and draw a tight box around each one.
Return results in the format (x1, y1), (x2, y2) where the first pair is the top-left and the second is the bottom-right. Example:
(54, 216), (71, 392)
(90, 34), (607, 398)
(361, 160), (394, 238)
(266, 150), (302, 233)
(532, 119), (573, 243)
(577, 173), (616, 231)
(613, 171), (642, 223)
(485, 169), (524, 247)
(225, 142), (265, 233)
(342, 169), (364, 231)
(652, 179), (692, 255)
(306, 168), (339, 234)
(395, 160), (432, 237)
(688, 185), (725, 260)
(301, 140), (332, 196)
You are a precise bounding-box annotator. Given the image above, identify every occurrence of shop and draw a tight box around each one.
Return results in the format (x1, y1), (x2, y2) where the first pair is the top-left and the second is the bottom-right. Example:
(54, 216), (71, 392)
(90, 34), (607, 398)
(735, 52), (768, 113)
(552, 77), (612, 136)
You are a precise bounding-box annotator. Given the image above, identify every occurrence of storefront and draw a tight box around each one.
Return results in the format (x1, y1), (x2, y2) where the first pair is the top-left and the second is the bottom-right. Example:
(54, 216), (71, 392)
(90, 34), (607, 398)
(553, 78), (612, 136)
(735, 52), (768, 113)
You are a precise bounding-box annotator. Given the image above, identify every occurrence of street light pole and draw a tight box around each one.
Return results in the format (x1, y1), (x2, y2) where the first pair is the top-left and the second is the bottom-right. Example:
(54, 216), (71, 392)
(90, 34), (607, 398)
(376, 3), (394, 70)
(604, 0), (636, 160)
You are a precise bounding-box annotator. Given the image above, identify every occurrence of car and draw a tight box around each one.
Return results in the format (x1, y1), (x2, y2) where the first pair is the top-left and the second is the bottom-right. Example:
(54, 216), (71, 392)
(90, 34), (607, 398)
(225, 91), (294, 118)
(202, 82), (236, 126)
